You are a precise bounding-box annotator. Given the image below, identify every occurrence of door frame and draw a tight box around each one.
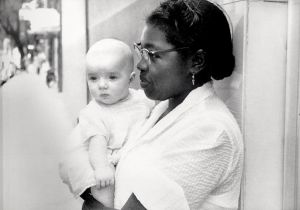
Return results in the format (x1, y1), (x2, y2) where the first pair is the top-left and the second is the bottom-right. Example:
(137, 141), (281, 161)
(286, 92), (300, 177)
(283, 0), (300, 209)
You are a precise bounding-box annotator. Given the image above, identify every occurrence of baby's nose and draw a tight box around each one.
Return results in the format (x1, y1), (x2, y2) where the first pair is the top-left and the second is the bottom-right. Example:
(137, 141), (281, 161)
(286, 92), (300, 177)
(98, 79), (108, 89)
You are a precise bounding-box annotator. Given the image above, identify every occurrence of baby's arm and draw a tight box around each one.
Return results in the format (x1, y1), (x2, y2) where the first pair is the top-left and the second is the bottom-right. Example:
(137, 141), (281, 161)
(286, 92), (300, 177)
(89, 135), (115, 188)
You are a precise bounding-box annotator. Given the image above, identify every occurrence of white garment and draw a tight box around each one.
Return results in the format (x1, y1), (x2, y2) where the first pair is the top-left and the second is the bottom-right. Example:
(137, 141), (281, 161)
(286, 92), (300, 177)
(114, 82), (244, 210)
(2, 74), (80, 210)
(59, 88), (154, 197)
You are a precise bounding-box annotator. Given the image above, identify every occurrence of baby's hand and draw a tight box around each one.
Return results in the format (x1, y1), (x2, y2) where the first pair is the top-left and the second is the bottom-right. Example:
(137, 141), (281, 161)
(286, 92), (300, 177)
(94, 164), (115, 188)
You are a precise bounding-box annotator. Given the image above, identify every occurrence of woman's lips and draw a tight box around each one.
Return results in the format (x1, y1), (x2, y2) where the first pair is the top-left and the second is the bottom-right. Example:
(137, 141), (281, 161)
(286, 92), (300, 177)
(140, 77), (149, 88)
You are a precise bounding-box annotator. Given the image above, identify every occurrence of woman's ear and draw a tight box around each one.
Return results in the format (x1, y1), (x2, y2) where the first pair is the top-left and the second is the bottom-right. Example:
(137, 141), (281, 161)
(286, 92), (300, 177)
(190, 49), (206, 74)
(129, 72), (136, 83)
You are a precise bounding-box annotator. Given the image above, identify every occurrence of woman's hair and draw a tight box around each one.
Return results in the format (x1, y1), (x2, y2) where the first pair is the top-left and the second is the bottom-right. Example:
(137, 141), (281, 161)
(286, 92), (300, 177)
(146, 0), (235, 81)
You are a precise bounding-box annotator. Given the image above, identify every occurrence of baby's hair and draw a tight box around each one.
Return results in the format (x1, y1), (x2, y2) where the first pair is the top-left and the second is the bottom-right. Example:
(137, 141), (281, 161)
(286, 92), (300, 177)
(86, 38), (134, 73)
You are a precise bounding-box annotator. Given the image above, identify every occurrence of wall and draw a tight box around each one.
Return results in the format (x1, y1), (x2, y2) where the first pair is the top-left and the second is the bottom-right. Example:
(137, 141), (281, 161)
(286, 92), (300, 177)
(283, 0), (300, 209)
(242, 1), (289, 210)
(61, 0), (87, 123)
(215, 1), (293, 209)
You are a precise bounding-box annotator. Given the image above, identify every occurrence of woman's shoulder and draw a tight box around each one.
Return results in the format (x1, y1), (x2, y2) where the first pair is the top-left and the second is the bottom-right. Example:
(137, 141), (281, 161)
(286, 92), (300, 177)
(186, 94), (242, 142)
(196, 93), (237, 121)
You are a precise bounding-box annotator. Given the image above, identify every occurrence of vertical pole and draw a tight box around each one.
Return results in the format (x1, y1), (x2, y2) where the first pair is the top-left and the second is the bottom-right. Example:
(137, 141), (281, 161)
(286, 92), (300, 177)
(61, 0), (87, 123)
(283, 0), (300, 209)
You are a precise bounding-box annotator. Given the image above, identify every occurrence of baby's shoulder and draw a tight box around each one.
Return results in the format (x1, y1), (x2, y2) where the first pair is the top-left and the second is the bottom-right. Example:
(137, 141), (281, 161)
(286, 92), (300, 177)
(79, 100), (103, 119)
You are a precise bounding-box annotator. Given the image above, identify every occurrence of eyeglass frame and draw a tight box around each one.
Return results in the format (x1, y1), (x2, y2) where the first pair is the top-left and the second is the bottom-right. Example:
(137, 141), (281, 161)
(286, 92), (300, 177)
(133, 42), (190, 63)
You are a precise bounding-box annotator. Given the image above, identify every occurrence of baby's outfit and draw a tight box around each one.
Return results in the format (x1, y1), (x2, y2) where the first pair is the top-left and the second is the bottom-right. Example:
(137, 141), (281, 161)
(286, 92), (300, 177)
(59, 88), (154, 197)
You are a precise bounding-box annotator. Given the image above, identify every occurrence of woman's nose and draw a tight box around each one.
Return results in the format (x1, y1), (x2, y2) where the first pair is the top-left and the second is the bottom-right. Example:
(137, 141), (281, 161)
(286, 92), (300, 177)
(136, 58), (148, 72)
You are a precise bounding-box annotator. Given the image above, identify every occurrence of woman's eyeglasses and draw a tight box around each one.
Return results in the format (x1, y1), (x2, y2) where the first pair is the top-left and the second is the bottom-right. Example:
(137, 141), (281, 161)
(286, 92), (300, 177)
(133, 42), (189, 63)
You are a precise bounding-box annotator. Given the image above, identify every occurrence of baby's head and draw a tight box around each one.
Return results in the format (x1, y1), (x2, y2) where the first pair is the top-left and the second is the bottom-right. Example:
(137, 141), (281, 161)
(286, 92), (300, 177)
(86, 38), (135, 105)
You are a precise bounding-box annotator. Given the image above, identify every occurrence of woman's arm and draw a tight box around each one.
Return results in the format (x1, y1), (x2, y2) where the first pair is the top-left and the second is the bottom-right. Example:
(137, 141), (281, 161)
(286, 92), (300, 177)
(121, 194), (147, 210)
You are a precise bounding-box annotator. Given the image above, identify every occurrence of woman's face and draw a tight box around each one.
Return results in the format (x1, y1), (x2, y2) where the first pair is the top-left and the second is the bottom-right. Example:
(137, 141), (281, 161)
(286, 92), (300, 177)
(137, 24), (192, 101)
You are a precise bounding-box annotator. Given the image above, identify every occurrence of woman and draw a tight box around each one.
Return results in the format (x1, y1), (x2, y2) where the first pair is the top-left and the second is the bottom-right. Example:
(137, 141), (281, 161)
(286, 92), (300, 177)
(83, 0), (243, 209)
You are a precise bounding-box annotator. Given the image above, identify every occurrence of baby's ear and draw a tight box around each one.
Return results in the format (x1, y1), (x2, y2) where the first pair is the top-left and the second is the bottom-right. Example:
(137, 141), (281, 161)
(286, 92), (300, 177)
(129, 72), (136, 83)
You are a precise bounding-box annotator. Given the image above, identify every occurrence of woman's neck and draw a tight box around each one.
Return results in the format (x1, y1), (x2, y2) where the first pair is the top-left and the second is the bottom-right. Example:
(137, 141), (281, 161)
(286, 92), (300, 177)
(168, 92), (189, 111)
(156, 87), (194, 124)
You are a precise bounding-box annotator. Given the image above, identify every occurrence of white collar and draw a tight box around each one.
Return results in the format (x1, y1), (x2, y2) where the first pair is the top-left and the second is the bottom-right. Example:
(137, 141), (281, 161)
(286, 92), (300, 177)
(121, 82), (215, 155)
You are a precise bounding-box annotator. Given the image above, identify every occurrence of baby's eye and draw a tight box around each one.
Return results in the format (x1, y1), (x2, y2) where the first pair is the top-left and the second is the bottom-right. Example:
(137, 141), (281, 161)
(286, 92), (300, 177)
(109, 75), (118, 80)
(88, 76), (98, 81)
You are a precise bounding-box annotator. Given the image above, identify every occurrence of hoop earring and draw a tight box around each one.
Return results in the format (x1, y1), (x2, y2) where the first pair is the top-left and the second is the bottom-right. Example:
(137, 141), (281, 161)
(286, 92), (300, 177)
(192, 73), (195, 86)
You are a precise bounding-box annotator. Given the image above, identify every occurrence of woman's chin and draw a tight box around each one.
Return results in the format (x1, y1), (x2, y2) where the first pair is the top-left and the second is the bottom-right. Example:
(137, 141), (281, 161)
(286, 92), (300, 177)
(143, 89), (158, 101)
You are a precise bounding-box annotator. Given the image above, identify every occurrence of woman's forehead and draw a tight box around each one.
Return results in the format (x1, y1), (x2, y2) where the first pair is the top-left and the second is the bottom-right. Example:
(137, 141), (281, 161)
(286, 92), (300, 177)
(140, 24), (173, 49)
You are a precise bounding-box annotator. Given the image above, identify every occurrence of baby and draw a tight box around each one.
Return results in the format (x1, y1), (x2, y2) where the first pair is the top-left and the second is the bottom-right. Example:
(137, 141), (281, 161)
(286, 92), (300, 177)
(59, 38), (154, 207)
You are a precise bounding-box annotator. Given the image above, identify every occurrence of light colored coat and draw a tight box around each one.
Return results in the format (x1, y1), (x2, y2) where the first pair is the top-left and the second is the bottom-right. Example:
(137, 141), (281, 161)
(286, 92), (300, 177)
(115, 82), (244, 210)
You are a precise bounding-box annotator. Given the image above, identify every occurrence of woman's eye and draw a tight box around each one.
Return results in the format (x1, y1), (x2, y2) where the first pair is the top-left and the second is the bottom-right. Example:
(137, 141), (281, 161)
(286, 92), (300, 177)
(149, 52), (160, 59)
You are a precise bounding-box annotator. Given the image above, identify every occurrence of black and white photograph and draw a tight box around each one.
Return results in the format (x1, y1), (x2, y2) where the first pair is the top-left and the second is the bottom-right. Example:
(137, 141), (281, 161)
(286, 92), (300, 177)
(0, 0), (299, 209)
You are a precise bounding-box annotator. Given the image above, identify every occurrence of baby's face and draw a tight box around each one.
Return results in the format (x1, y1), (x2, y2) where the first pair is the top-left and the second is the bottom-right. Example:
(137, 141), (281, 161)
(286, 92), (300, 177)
(86, 56), (133, 105)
